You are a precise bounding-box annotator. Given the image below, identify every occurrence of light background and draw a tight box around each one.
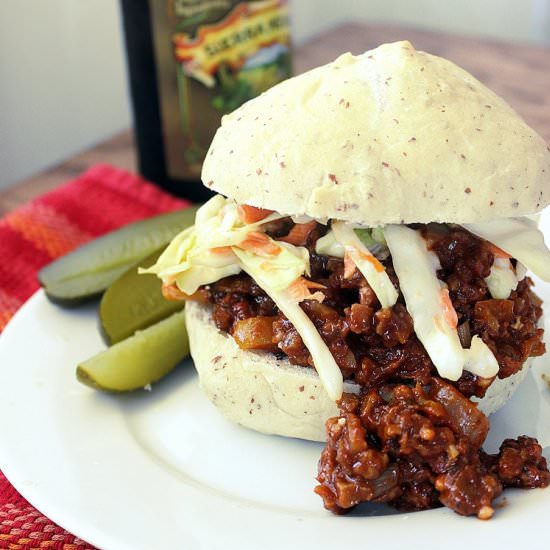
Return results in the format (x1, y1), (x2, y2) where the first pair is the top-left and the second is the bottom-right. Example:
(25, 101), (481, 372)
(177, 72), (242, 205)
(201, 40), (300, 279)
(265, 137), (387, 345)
(1, 0), (549, 190)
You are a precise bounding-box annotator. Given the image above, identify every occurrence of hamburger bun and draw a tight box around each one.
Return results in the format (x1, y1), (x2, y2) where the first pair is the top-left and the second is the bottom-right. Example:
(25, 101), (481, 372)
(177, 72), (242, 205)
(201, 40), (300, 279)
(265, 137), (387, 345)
(203, 41), (550, 226)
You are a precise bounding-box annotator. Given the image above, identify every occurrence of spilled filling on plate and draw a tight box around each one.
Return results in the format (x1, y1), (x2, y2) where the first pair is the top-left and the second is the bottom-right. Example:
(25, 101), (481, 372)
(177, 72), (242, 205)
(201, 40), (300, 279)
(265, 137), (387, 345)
(143, 196), (550, 518)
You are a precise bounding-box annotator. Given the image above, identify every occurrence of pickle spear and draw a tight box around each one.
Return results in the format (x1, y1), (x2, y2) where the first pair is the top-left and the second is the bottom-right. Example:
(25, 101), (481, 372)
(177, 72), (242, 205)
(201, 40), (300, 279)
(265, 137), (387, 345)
(99, 249), (184, 345)
(39, 206), (198, 306)
(77, 310), (188, 392)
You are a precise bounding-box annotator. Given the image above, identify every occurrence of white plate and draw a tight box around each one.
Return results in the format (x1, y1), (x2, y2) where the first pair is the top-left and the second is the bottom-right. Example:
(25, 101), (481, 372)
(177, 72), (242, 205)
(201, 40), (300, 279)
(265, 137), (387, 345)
(0, 285), (550, 550)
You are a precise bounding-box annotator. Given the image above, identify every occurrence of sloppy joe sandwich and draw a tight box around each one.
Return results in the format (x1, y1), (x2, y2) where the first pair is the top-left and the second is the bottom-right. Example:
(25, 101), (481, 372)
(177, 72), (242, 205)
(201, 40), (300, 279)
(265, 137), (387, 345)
(143, 41), (550, 519)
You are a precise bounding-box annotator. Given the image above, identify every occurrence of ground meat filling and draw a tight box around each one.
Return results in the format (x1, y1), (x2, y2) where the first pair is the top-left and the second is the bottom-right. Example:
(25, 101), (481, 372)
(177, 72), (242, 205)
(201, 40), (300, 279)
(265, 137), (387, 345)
(315, 383), (549, 519)
(203, 221), (548, 517)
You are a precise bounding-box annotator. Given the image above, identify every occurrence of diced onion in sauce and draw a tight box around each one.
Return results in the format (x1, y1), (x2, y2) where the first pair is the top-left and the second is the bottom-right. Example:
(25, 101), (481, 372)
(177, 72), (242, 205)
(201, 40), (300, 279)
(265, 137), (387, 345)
(463, 335), (499, 378)
(485, 258), (519, 299)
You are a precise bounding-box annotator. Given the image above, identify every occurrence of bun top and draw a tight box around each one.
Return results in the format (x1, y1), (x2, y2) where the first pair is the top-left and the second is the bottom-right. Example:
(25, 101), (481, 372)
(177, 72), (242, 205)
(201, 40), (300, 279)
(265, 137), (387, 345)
(202, 41), (550, 226)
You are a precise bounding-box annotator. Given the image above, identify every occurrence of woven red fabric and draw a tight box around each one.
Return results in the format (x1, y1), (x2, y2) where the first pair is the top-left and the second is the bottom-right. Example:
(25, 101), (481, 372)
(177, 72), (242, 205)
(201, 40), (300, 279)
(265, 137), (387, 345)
(0, 165), (190, 549)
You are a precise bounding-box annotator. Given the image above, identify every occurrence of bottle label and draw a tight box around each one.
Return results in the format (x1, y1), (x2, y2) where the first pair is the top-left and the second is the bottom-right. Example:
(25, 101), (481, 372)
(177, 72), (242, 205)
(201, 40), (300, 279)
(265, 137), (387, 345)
(150, 0), (291, 182)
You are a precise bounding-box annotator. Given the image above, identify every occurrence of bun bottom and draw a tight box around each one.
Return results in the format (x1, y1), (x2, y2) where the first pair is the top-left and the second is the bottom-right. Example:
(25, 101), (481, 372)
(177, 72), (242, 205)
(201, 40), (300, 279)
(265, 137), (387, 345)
(186, 301), (533, 442)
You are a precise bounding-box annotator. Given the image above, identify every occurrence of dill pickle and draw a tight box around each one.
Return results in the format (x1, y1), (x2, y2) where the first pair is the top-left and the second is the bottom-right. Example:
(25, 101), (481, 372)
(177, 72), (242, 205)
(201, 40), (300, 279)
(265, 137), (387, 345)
(39, 206), (198, 306)
(76, 310), (188, 392)
(99, 249), (184, 345)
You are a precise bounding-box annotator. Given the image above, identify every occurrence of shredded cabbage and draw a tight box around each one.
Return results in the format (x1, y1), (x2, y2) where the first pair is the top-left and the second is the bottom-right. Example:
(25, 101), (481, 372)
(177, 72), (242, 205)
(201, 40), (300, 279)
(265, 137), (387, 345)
(464, 217), (550, 282)
(384, 224), (498, 381)
(232, 242), (310, 292)
(354, 228), (378, 249)
(331, 222), (398, 308)
(140, 195), (291, 295)
(316, 227), (389, 260)
(315, 230), (345, 258)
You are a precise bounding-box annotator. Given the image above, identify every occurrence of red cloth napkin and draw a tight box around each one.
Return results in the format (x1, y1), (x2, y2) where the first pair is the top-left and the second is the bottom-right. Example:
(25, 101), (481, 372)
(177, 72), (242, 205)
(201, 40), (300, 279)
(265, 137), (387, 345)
(0, 165), (190, 549)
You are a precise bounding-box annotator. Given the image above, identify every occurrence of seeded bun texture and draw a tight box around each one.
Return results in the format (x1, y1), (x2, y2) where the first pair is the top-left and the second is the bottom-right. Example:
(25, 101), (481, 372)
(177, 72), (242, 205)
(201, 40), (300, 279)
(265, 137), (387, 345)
(186, 301), (533, 442)
(202, 41), (550, 226)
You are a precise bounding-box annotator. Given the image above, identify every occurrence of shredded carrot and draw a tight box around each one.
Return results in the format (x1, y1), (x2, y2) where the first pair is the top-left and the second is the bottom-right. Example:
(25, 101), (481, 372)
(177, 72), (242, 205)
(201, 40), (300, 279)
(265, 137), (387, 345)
(439, 288), (458, 329)
(487, 242), (511, 259)
(209, 246), (233, 255)
(237, 204), (274, 224)
(161, 283), (209, 303)
(287, 277), (326, 303)
(433, 315), (445, 333)
(162, 283), (187, 301)
(358, 249), (385, 273)
(344, 250), (357, 279)
(238, 231), (281, 256)
(279, 221), (317, 246)
(344, 248), (385, 278)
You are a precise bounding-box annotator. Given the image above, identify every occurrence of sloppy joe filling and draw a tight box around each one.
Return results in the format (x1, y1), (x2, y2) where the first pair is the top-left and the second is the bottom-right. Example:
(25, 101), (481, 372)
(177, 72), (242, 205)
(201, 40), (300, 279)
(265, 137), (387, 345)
(199, 219), (549, 518)
(143, 196), (550, 519)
